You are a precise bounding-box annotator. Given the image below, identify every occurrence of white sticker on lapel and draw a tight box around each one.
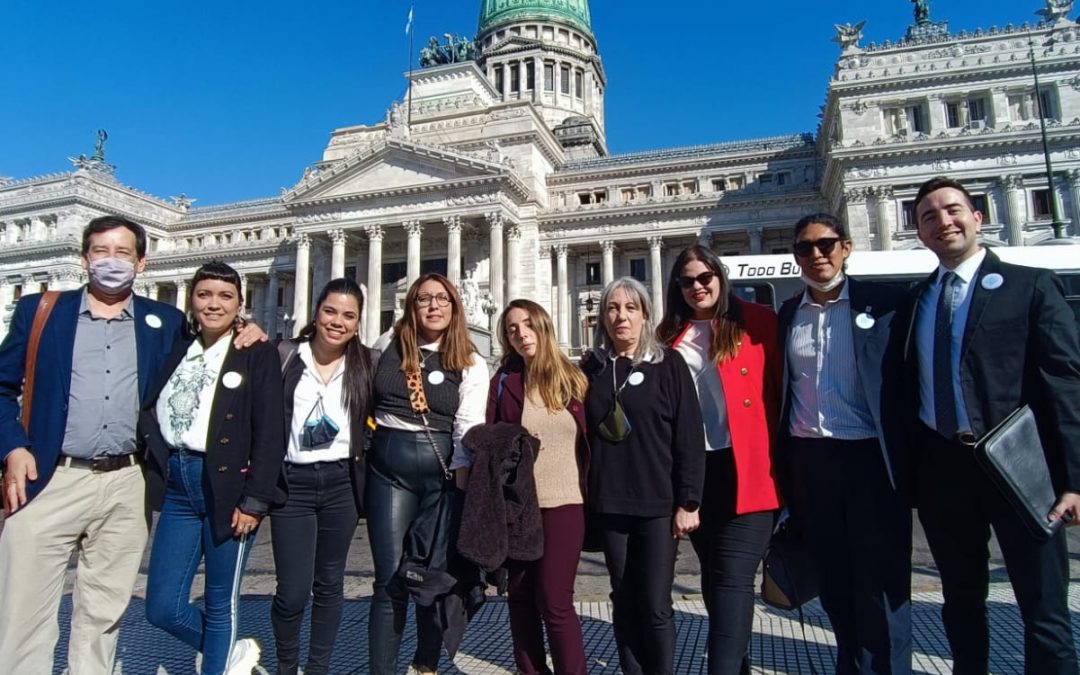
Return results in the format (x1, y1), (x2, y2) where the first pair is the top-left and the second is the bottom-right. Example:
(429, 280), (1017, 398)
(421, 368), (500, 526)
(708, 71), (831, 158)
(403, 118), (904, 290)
(144, 314), (163, 329)
(981, 273), (1003, 290)
(428, 370), (445, 385)
(222, 371), (243, 389)
(627, 372), (645, 386)
(855, 312), (875, 330)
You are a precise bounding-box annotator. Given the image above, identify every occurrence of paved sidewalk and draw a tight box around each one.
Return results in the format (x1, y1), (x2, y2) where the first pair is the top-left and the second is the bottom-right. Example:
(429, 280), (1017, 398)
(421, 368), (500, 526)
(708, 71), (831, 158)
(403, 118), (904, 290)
(54, 582), (1080, 674)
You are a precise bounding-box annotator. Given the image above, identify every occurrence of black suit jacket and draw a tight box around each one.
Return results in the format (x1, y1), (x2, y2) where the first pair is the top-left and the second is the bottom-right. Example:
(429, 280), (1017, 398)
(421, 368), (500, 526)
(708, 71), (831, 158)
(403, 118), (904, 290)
(904, 249), (1080, 494)
(778, 276), (910, 497)
(140, 337), (286, 545)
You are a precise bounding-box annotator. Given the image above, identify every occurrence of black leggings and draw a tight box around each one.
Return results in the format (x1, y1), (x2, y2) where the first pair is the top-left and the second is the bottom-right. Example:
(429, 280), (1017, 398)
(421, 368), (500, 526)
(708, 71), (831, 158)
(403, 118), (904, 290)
(365, 428), (453, 675)
(689, 450), (774, 675)
(270, 460), (358, 675)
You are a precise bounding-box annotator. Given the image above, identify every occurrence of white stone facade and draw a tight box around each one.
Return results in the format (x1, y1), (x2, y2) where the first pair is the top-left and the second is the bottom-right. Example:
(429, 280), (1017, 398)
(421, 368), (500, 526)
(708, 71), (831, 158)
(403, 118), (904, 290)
(2, 3), (1078, 353)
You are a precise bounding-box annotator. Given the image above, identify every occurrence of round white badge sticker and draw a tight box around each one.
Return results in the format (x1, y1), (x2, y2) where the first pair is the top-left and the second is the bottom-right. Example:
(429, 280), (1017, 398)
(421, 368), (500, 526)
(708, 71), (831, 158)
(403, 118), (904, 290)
(144, 314), (163, 329)
(627, 372), (645, 386)
(981, 273), (1004, 290)
(222, 371), (243, 389)
(855, 312), (875, 330)
(428, 370), (446, 385)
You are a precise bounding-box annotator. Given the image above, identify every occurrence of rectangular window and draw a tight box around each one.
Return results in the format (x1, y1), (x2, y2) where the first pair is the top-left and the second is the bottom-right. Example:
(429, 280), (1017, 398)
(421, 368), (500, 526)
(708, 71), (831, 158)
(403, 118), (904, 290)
(902, 199), (917, 229)
(1033, 189), (1053, 220)
(907, 105), (926, 133)
(544, 64), (554, 91)
(728, 176), (745, 190)
(1039, 89), (1057, 120)
(12, 285), (21, 302)
(574, 71), (583, 98)
(629, 258), (647, 282)
(586, 262), (601, 285)
(494, 66), (504, 93)
(510, 63), (520, 92)
(526, 62), (535, 90)
(758, 173), (774, 185)
(945, 101), (962, 128)
(277, 287), (285, 306)
(560, 65), (571, 94)
(621, 187), (636, 202)
(382, 261), (407, 284)
(711, 179), (726, 192)
(970, 194), (991, 223)
(664, 183), (680, 197)
(968, 97), (987, 123)
(381, 310), (395, 333)
(776, 172), (790, 186)
(421, 258), (448, 276)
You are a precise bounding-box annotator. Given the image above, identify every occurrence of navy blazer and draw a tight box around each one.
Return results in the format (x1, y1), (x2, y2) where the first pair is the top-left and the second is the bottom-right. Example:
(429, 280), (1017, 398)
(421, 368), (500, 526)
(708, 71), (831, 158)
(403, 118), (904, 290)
(140, 337), (286, 545)
(0, 289), (185, 505)
(904, 249), (1080, 495)
(778, 276), (910, 495)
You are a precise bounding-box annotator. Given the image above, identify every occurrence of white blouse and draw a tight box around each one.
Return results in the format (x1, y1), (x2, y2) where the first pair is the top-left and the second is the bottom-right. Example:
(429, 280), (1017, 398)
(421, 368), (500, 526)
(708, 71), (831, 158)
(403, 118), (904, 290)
(287, 341), (352, 464)
(156, 334), (232, 452)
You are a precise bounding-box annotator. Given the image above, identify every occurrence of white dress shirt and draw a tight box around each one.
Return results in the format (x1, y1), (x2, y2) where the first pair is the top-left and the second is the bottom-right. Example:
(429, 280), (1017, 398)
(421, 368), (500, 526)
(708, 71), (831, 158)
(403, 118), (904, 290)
(787, 283), (877, 439)
(287, 341), (352, 464)
(916, 248), (986, 434)
(156, 333), (232, 452)
(371, 330), (489, 470)
(674, 320), (732, 451)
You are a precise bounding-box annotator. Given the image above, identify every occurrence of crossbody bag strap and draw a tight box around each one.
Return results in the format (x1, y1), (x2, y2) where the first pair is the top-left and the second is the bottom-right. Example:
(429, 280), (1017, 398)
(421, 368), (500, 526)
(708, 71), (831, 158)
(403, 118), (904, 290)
(21, 291), (61, 431)
(404, 369), (453, 480)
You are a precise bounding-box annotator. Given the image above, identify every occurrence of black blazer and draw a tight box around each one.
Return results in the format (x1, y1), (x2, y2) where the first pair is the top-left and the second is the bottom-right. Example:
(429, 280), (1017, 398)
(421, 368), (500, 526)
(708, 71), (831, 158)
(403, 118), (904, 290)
(280, 340), (373, 514)
(140, 337), (286, 545)
(778, 276), (910, 496)
(904, 249), (1080, 494)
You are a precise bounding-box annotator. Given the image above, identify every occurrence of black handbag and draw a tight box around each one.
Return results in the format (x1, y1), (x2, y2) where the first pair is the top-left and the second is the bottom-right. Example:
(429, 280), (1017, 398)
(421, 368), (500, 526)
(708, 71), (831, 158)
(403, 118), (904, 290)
(761, 515), (819, 611)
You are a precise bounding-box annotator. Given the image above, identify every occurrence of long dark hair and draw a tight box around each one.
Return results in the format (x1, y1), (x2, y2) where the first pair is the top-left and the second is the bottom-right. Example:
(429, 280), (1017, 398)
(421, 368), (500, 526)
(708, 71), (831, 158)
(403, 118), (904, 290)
(656, 245), (745, 363)
(296, 277), (374, 425)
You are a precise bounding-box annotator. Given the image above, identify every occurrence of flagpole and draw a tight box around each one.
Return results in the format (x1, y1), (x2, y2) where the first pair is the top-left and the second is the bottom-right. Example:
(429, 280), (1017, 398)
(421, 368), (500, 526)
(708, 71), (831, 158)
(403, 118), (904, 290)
(406, 2), (415, 133)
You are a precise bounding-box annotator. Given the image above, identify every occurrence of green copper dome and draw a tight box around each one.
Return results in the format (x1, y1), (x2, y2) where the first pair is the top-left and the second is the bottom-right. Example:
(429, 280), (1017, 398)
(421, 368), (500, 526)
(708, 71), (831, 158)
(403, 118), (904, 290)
(478, 0), (593, 39)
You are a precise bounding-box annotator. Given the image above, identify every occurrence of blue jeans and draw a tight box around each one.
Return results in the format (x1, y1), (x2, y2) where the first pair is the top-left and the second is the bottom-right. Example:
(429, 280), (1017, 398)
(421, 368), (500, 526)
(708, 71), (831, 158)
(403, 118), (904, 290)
(146, 450), (253, 675)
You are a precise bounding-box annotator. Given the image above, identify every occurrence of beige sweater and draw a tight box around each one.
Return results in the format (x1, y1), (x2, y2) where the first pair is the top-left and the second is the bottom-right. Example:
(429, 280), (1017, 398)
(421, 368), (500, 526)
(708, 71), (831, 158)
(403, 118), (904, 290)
(521, 392), (584, 508)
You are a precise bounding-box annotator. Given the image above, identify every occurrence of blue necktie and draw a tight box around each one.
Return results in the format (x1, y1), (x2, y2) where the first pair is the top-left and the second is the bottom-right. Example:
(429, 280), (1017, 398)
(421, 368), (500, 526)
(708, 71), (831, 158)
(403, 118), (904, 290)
(933, 272), (958, 439)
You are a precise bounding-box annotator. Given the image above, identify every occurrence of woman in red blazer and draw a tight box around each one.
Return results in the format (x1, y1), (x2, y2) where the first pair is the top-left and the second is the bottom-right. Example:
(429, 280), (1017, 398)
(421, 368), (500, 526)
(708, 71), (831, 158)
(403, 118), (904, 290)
(657, 244), (782, 675)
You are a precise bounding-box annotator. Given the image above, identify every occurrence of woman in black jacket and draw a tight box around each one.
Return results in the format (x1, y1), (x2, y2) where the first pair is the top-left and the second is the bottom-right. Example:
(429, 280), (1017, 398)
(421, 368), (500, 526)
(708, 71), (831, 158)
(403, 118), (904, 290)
(271, 277), (374, 675)
(141, 261), (285, 675)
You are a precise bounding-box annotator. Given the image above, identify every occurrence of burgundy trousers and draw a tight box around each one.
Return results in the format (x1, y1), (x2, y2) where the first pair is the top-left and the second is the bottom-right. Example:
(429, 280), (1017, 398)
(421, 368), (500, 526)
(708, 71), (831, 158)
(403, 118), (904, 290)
(506, 503), (588, 675)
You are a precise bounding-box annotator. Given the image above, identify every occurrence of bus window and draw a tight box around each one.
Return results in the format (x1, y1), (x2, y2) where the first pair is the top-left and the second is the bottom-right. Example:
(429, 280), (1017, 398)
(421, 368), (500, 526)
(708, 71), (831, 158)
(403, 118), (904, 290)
(732, 283), (776, 309)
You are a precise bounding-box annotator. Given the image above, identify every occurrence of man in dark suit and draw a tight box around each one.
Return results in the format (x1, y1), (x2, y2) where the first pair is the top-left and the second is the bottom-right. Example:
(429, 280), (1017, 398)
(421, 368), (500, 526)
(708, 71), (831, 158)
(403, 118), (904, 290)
(908, 176), (1080, 675)
(778, 213), (912, 674)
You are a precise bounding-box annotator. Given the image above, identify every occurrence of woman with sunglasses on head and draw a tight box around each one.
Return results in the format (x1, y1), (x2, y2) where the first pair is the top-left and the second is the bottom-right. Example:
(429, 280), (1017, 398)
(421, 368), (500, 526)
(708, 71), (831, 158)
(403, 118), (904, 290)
(777, 214), (911, 674)
(656, 245), (782, 675)
(582, 276), (705, 675)
(488, 299), (589, 675)
(141, 261), (285, 675)
(366, 273), (488, 675)
(270, 277), (374, 675)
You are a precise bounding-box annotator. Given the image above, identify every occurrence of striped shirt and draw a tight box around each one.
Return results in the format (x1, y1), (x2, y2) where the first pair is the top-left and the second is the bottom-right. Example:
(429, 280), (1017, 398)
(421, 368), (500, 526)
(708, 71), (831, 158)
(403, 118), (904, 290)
(787, 283), (876, 440)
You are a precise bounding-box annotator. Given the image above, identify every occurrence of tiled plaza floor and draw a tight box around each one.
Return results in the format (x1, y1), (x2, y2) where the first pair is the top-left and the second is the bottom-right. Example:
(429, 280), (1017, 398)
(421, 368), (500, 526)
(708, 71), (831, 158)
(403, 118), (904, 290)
(52, 582), (1080, 674)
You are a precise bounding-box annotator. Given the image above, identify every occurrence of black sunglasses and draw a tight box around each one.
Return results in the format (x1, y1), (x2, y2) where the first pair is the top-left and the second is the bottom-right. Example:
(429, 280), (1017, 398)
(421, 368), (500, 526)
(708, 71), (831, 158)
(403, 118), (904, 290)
(793, 237), (841, 257)
(677, 271), (717, 290)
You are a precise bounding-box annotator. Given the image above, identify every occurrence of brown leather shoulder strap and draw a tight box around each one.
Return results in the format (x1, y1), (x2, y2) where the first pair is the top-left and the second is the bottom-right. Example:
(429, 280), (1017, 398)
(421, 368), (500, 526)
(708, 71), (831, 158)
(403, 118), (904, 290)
(21, 291), (61, 430)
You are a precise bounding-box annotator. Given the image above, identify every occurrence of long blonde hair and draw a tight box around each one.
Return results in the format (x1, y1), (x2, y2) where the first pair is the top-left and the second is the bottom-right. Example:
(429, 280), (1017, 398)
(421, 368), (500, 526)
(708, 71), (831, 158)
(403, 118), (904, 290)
(498, 299), (587, 411)
(396, 273), (477, 373)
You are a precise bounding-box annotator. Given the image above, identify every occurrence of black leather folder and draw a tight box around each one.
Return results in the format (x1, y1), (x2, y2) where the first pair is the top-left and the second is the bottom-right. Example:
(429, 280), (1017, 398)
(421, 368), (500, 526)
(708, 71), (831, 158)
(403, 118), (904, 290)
(974, 405), (1065, 540)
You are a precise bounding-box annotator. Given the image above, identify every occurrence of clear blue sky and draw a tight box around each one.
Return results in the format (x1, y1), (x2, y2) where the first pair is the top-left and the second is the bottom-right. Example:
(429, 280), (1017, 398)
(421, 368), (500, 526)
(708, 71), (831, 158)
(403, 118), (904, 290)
(1, 0), (1050, 206)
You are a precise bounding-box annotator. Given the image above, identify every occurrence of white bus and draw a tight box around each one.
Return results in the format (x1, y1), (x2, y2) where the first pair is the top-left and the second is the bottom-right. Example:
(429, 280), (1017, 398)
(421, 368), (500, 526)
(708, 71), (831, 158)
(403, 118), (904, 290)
(723, 245), (1080, 322)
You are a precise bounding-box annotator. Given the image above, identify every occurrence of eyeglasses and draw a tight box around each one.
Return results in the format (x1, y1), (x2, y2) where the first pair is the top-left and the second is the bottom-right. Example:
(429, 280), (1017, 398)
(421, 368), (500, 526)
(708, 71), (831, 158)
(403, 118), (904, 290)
(416, 292), (451, 308)
(677, 271), (716, 290)
(793, 237), (841, 258)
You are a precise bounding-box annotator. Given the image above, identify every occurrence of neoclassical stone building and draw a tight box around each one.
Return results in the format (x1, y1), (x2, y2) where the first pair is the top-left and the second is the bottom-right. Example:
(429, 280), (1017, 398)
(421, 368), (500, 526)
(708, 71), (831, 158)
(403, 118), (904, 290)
(2, 0), (1079, 354)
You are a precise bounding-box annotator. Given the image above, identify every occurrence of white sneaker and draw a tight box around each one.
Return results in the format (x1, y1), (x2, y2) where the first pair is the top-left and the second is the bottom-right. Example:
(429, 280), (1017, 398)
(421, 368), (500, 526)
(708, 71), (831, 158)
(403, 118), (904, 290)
(223, 638), (261, 675)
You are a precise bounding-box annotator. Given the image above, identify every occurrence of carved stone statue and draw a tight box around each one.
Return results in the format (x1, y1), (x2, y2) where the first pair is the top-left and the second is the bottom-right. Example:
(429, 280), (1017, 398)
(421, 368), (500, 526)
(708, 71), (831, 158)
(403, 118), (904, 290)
(833, 21), (867, 50)
(459, 271), (483, 325)
(912, 0), (930, 25)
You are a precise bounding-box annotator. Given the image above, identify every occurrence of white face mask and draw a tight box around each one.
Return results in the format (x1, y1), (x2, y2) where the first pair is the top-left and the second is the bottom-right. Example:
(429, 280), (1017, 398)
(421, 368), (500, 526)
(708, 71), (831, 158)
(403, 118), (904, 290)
(801, 270), (845, 293)
(87, 257), (136, 295)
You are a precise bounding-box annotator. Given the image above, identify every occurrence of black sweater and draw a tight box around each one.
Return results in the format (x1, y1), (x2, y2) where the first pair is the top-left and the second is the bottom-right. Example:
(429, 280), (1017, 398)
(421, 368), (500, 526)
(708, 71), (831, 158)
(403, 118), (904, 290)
(583, 348), (705, 518)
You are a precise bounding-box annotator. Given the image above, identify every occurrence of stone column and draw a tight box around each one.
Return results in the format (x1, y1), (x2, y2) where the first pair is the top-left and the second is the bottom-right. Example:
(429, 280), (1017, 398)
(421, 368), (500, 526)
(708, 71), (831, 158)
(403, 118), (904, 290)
(365, 225), (385, 345)
(487, 212), (505, 314)
(534, 55), (544, 103)
(265, 272), (279, 337)
(748, 227), (763, 254)
(843, 188), (873, 250)
(1067, 169), (1080, 236)
(506, 224), (522, 301)
(1002, 174), (1026, 246)
(600, 240), (616, 286)
(555, 244), (570, 348)
(404, 220), (423, 287)
(292, 234), (311, 335)
(329, 228), (347, 279)
(145, 282), (159, 300)
(444, 216), (462, 285)
(874, 187), (895, 251)
(238, 273), (249, 314)
(648, 236), (664, 315)
(175, 280), (188, 312)
(0, 279), (11, 342)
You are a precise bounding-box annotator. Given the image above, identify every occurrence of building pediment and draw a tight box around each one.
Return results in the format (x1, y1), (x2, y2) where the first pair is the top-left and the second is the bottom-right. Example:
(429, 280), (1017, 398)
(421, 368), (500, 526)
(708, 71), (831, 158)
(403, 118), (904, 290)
(285, 139), (507, 203)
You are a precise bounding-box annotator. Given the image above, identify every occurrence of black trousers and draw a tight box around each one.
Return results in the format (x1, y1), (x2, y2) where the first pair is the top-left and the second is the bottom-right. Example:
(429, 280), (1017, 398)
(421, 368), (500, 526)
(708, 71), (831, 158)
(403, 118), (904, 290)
(365, 428), (453, 675)
(788, 436), (912, 675)
(689, 450), (773, 675)
(915, 425), (1078, 675)
(269, 460), (358, 675)
(597, 513), (678, 675)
